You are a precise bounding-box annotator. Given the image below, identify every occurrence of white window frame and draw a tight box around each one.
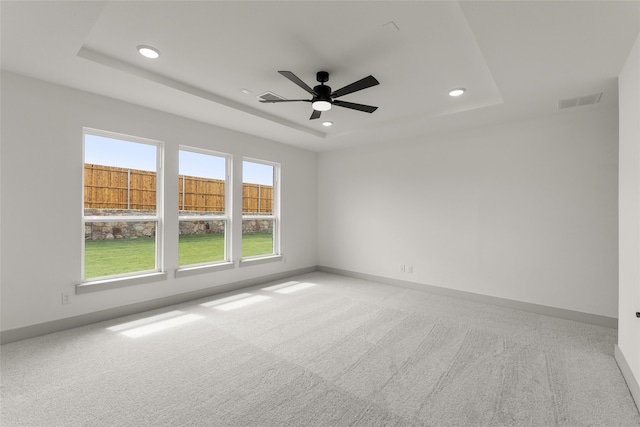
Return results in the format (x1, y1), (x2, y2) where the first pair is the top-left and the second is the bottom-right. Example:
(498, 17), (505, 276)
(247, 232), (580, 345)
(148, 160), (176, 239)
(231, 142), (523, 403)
(80, 128), (166, 289)
(240, 158), (281, 265)
(176, 146), (232, 274)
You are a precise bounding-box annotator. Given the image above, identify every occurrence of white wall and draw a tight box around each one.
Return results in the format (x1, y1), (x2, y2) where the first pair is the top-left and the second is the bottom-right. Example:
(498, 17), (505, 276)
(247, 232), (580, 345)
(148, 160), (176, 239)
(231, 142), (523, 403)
(0, 71), (317, 332)
(0, 68), (625, 335)
(318, 107), (619, 317)
(618, 32), (640, 398)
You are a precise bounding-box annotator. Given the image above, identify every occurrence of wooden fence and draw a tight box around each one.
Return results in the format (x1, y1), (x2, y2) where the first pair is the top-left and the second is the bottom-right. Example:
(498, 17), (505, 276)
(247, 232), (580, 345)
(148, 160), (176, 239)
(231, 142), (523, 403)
(85, 164), (273, 213)
(84, 164), (156, 210)
(242, 183), (273, 214)
(178, 174), (224, 212)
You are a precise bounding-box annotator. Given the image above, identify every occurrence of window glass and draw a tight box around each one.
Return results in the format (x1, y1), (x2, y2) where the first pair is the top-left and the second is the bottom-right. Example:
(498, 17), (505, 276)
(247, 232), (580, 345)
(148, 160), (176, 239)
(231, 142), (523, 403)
(83, 132), (160, 280)
(178, 149), (228, 266)
(242, 160), (277, 258)
(84, 221), (156, 278)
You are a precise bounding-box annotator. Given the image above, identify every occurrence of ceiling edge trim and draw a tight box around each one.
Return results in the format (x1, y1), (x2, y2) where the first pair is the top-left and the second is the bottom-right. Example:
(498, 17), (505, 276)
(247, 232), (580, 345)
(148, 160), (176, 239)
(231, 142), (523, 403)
(76, 47), (325, 139)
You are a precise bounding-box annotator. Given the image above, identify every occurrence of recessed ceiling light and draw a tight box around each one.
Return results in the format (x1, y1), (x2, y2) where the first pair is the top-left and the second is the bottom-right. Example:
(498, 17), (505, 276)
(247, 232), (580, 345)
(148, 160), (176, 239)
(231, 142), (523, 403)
(322, 121), (333, 127)
(449, 88), (466, 97)
(137, 45), (160, 59)
(241, 88), (252, 95)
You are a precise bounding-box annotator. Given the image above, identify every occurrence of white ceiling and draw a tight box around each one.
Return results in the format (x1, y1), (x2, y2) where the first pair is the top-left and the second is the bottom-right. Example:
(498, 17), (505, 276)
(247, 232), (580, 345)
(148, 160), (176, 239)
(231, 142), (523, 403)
(2, 1), (639, 152)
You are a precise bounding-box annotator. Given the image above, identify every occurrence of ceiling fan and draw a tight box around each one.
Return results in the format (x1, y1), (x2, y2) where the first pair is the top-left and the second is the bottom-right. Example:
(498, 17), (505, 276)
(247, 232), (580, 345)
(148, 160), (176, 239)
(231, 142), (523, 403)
(260, 71), (379, 120)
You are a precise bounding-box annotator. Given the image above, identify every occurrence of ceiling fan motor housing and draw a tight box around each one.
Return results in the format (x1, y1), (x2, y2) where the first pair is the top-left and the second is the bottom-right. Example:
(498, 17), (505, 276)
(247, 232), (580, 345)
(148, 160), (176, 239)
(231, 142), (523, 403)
(313, 84), (332, 101)
(316, 71), (329, 83)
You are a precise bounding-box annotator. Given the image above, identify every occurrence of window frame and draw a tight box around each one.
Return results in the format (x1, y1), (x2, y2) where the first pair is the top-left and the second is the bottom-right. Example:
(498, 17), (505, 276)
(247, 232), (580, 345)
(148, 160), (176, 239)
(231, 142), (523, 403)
(81, 127), (165, 285)
(176, 146), (232, 270)
(240, 158), (280, 263)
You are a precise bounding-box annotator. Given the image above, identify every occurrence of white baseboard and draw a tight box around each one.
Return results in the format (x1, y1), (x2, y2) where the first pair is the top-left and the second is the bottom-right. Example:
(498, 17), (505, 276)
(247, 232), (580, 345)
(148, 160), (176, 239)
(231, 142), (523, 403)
(317, 266), (617, 329)
(1, 266), (619, 344)
(0, 266), (316, 344)
(615, 345), (640, 413)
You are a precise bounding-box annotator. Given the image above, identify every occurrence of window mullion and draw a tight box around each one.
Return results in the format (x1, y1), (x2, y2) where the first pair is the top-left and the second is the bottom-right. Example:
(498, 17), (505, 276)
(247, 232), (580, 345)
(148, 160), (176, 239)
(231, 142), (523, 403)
(84, 215), (159, 222)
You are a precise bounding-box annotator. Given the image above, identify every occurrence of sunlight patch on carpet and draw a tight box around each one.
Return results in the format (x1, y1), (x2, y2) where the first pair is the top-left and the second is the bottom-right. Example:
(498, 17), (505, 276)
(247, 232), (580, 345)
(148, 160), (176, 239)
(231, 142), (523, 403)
(211, 295), (271, 311)
(261, 281), (300, 291)
(201, 293), (253, 307)
(273, 282), (316, 294)
(106, 311), (205, 338)
(107, 310), (185, 332)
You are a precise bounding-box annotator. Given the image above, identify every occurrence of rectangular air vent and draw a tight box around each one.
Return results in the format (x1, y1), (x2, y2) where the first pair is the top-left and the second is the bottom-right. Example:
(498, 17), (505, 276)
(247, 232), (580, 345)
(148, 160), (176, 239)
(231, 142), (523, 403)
(257, 91), (286, 102)
(558, 92), (602, 110)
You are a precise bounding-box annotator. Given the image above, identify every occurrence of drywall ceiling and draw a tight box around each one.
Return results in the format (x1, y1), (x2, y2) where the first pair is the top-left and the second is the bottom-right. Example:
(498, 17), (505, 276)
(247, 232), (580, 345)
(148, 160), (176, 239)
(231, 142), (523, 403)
(2, 1), (639, 152)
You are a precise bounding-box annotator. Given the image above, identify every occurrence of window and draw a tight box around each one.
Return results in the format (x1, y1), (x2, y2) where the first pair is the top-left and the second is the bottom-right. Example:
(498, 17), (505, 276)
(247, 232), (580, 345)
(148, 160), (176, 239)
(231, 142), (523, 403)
(242, 159), (279, 258)
(82, 129), (162, 281)
(178, 148), (230, 267)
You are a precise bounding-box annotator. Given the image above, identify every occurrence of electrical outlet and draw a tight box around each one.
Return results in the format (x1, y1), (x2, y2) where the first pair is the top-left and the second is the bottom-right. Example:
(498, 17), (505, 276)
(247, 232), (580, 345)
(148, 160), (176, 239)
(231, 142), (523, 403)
(408, 265), (413, 274)
(400, 264), (405, 273)
(61, 291), (72, 305)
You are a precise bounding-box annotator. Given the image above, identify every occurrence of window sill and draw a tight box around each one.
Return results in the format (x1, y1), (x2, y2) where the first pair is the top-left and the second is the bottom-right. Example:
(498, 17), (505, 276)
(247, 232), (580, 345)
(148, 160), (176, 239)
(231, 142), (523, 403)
(239, 255), (282, 268)
(76, 272), (168, 294)
(175, 261), (235, 278)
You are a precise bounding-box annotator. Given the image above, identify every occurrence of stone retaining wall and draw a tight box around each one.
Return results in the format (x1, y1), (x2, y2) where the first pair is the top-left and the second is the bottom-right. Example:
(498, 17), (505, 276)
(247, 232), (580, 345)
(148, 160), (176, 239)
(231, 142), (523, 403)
(84, 209), (273, 240)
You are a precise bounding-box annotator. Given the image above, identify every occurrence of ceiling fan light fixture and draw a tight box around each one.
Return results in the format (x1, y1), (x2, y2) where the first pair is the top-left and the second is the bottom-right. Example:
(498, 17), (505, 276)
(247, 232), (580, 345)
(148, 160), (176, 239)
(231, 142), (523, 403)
(270, 71), (379, 119)
(137, 45), (160, 59)
(312, 100), (332, 111)
(449, 88), (466, 97)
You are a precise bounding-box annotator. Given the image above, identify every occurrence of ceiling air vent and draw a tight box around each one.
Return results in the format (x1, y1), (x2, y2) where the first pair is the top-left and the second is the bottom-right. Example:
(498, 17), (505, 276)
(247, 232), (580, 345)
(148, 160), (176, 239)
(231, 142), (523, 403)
(257, 91), (286, 102)
(558, 92), (602, 110)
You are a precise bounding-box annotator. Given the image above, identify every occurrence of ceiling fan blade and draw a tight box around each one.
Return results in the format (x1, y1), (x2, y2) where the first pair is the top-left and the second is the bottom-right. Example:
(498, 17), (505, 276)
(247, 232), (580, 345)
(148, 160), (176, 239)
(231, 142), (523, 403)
(310, 109), (322, 120)
(330, 75), (379, 98)
(278, 71), (317, 96)
(260, 99), (311, 103)
(332, 100), (378, 113)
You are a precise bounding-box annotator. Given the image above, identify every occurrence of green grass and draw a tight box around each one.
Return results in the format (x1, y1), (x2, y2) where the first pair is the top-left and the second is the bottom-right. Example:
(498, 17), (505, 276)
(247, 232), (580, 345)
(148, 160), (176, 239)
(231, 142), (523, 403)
(85, 237), (156, 278)
(84, 233), (274, 279)
(178, 234), (225, 266)
(241, 232), (273, 258)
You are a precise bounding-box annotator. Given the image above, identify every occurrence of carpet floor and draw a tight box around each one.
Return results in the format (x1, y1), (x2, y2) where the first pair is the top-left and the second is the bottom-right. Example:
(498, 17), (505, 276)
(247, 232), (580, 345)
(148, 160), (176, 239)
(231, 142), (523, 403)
(1, 272), (639, 426)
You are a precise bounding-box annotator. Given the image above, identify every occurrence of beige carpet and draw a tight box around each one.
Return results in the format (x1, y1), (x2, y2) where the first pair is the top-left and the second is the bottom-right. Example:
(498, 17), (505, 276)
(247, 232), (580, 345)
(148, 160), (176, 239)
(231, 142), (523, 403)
(2, 272), (639, 426)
